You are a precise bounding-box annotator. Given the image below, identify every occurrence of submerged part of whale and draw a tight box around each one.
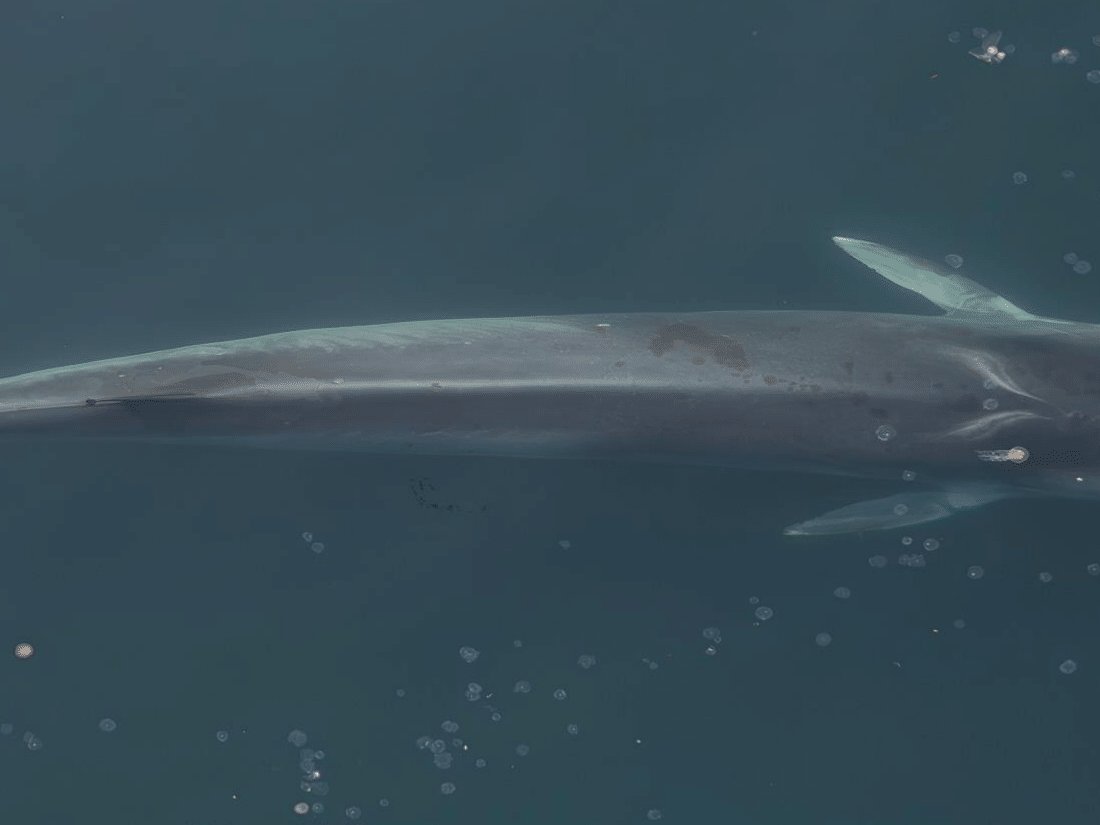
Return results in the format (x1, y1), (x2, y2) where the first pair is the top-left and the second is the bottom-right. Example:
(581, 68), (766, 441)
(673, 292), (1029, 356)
(2, 237), (1098, 534)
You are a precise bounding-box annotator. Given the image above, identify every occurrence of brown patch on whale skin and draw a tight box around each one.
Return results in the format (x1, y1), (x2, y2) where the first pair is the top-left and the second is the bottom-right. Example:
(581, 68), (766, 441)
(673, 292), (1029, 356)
(648, 322), (750, 372)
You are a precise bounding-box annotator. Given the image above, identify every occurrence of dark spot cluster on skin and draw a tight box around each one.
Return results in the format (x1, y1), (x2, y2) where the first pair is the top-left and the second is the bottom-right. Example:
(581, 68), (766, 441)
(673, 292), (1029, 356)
(648, 323), (750, 372)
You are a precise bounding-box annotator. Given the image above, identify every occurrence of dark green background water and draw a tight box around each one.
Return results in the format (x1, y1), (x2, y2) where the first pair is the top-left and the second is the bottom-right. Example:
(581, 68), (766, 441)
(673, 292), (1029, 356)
(1, 2), (1099, 823)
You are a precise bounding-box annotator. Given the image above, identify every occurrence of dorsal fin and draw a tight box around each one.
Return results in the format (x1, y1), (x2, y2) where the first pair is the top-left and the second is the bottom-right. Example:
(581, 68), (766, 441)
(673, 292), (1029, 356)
(832, 236), (1040, 321)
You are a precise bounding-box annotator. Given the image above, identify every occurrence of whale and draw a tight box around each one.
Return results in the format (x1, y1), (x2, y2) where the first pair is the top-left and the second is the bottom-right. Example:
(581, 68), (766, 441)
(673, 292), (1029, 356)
(3, 237), (1098, 534)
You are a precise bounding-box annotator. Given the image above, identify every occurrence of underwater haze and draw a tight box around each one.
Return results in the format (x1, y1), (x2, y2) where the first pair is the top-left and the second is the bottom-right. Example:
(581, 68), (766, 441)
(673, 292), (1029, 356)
(1, 1), (1099, 823)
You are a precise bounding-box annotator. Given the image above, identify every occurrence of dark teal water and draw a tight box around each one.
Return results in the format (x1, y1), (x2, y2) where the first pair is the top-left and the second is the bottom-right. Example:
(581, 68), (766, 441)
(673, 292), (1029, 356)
(1, 2), (1099, 823)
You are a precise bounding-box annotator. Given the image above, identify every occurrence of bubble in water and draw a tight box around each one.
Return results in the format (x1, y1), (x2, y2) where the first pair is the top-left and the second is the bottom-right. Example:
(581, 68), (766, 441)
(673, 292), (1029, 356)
(459, 646), (480, 664)
(1011, 171), (1028, 184)
(465, 682), (483, 701)
(1088, 69), (1100, 84)
(513, 680), (531, 694)
(287, 729), (308, 747)
(1064, 252), (1079, 264)
(875, 424), (897, 442)
(753, 605), (774, 621)
(309, 542), (325, 554)
(923, 538), (940, 551)
(1061, 169), (1076, 179)
(1052, 47), (1079, 64)
(475, 758), (487, 768)
(441, 782), (456, 795)
(1087, 563), (1100, 576)
(553, 688), (568, 701)
(982, 398), (999, 410)
(869, 554), (888, 569)
(345, 806), (362, 820)
(24, 733), (43, 751)
(441, 720), (459, 733)
(558, 539), (572, 549)
(577, 654), (596, 669)
(647, 809), (664, 820)
(379, 798), (390, 808)
(433, 752), (453, 769)
(947, 31), (961, 43)
(815, 632), (832, 647)
(1073, 260), (1092, 275)
(893, 504), (908, 516)
(702, 627), (721, 642)
(515, 743), (530, 756)
(429, 739), (446, 754)
(944, 254), (963, 269)
(833, 586), (851, 599)
(98, 718), (117, 733)
(902, 470), (916, 481)
(1038, 571), (1053, 583)
(215, 730), (229, 742)
(901, 536), (913, 546)
(967, 565), (985, 580)
(0, 723), (12, 736)
(1059, 659), (1077, 675)
(952, 619), (966, 629)
(301, 532), (313, 542)
(566, 723), (580, 735)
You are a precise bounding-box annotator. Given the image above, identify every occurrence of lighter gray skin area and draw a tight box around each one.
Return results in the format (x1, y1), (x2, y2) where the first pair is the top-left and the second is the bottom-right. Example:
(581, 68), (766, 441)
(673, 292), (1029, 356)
(3, 238), (1099, 534)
